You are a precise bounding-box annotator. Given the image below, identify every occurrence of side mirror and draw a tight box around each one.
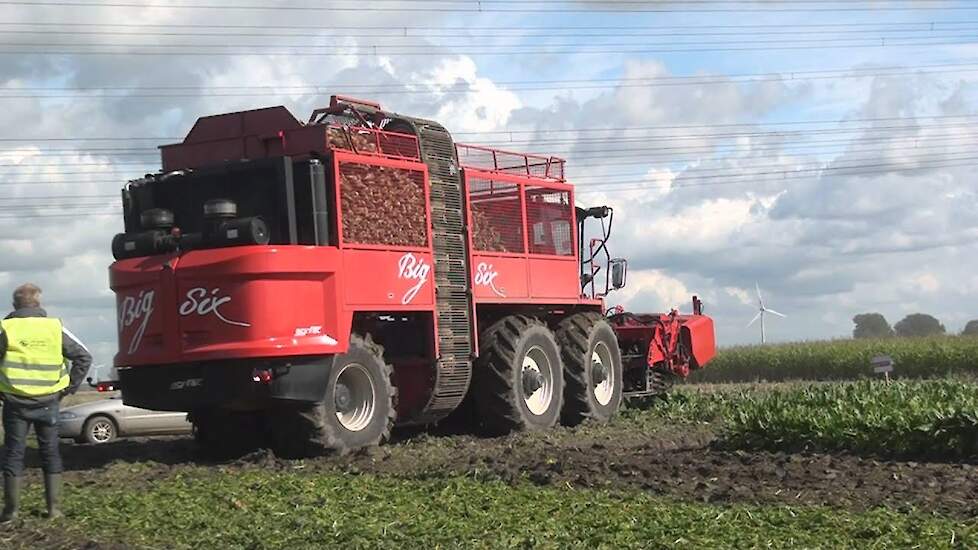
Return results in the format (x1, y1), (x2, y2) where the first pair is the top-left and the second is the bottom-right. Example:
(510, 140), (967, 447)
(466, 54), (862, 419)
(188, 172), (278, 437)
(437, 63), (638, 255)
(609, 258), (627, 290)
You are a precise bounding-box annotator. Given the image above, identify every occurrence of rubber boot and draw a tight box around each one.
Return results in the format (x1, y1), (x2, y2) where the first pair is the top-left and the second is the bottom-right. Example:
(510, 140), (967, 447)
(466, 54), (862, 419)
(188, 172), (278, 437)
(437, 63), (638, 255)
(43, 473), (63, 519)
(0, 476), (20, 522)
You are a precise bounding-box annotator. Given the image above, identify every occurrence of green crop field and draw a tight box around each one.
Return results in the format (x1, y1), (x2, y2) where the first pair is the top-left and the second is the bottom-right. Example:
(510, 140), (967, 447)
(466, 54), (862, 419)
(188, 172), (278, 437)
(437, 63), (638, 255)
(6, 469), (975, 549)
(687, 336), (978, 384)
(714, 380), (978, 459)
(3, 382), (977, 548)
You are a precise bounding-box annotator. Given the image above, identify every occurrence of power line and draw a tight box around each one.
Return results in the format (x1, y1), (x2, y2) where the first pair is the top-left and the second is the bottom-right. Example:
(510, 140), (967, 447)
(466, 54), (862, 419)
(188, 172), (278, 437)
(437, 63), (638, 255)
(575, 159), (978, 194)
(10, 61), (978, 92)
(4, 151), (975, 189)
(1, 155), (971, 206)
(4, 33), (978, 50)
(4, 112), (978, 145)
(1, 0), (976, 14)
(3, 39), (977, 56)
(7, 26), (978, 41)
(12, 133), (978, 163)
(3, 126), (977, 172)
(6, 65), (978, 99)
(9, 137), (978, 171)
(6, 19), (978, 34)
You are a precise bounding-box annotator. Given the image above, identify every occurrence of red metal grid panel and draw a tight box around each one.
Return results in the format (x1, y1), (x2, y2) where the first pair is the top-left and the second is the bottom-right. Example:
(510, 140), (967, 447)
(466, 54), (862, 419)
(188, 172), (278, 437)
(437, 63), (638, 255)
(338, 161), (429, 248)
(469, 178), (525, 253)
(525, 186), (575, 257)
(456, 143), (565, 181)
(325, 125), (421, 161)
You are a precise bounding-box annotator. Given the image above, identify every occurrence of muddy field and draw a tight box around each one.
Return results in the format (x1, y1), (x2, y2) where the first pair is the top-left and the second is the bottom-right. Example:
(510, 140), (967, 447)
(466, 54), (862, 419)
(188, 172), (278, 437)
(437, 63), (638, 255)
(18, 416), (978, 520)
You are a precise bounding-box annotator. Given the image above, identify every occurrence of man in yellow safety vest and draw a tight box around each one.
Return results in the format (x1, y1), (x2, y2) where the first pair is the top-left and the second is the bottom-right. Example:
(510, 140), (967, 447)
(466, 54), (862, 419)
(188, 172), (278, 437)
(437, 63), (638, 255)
(0, 283), (91, 522)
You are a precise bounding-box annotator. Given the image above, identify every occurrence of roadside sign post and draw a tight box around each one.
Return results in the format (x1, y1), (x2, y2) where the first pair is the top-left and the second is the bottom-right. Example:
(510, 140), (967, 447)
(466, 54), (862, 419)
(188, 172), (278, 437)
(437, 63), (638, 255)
(871, 355), (895, 383)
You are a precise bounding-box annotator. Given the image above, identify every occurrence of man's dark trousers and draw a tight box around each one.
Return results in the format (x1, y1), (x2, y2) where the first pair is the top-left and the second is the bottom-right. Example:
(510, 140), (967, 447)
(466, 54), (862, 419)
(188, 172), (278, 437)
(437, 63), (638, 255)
(2, 399), (63, 478)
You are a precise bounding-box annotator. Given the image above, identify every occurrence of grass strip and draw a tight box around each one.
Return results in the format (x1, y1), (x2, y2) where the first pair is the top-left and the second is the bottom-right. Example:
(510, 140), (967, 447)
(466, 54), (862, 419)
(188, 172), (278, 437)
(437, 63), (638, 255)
(4, 469), (975, 549)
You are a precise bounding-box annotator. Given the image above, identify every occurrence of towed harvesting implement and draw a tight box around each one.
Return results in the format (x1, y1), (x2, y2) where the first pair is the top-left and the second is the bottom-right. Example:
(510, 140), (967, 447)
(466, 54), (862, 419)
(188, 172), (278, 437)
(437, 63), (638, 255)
(109, 96), (716, 456)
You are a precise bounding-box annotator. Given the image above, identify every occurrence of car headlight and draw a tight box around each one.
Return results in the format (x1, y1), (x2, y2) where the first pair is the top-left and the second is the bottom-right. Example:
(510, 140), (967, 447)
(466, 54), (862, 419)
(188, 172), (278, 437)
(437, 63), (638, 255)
(58, 411), (79, 420)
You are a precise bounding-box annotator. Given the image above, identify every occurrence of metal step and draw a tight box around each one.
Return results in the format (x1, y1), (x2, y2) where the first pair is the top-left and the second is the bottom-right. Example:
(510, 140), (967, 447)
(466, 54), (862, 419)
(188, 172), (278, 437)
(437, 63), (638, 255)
(394, 116), (474, 423)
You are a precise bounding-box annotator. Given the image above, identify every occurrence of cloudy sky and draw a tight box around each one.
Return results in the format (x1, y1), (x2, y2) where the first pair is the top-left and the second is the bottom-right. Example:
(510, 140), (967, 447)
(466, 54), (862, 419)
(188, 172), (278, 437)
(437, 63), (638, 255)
(1, 0), (977, 369)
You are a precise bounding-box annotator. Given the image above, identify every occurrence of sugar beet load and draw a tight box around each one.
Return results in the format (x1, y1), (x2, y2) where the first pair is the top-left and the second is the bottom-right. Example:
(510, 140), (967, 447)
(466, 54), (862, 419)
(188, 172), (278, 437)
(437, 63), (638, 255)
(108, 96), (716, 457)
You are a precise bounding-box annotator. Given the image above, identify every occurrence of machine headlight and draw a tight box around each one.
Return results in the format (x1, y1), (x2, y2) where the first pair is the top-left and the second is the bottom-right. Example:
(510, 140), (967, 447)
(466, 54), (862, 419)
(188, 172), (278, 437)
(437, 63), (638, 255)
(58, 411), (79, 420)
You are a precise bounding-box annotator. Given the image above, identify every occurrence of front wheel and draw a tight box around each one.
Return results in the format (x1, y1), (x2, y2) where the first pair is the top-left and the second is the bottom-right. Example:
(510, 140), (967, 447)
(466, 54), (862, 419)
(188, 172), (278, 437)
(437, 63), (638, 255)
(83, 415), (117, 444)
(272, 334), (396, 457)
(472, 315), (564, 435)
(557, 312), (624, 425)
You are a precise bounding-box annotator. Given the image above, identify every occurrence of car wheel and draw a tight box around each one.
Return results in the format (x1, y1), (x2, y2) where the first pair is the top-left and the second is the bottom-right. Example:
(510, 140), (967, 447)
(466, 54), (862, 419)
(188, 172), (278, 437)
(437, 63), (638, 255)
(83, 415), (117, 444)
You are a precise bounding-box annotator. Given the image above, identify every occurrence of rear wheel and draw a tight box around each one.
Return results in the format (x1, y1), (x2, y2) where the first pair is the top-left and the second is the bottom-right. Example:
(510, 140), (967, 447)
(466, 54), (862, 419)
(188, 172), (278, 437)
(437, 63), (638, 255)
(82, 415), (117, 445)
(557, 312), (624, 425)
(472, 315), (564, 435)
(272, 334), (396, 457)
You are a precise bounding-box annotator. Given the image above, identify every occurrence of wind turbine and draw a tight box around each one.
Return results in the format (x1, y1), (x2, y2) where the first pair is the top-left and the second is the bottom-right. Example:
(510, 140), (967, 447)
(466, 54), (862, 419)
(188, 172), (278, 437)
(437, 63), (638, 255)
(746, 282), (785, 344)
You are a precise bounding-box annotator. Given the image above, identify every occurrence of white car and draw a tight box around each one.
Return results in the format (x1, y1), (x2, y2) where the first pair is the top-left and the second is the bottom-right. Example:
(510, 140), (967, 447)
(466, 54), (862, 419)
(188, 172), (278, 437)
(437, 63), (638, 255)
(58, 396), (192, 444)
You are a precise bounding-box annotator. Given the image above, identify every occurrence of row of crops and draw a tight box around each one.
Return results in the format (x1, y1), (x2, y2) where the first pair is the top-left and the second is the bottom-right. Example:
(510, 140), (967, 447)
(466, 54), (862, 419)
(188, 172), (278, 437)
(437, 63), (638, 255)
(688, 335), (978, 383)
(705, 380), (978, 459)
(641, 380), (978, 459)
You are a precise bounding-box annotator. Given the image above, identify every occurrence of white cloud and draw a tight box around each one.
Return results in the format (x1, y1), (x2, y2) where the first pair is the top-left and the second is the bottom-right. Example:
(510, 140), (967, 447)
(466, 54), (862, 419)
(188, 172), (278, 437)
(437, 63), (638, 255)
(909, 273), (940, 293)
(614, 269), (692, 312)
(2, 1), (978, 353)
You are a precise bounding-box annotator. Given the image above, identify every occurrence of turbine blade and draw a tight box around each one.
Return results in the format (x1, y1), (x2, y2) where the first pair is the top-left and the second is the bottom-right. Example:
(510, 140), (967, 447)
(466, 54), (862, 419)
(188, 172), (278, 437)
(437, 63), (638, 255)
(765, 308), (786, 318)
(755, 282), (764, 307)
(746, 311), (762, 327)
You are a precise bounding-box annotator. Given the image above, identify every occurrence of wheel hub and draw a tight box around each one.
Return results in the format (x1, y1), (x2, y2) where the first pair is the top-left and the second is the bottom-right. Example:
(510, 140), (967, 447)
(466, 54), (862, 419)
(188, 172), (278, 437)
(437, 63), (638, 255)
(333, 363), (377, 432)
(522, 368), (544, 397)
(591, 362), (608, 386)
(334, 383), (353, 413)
(591, 342), (616, 407)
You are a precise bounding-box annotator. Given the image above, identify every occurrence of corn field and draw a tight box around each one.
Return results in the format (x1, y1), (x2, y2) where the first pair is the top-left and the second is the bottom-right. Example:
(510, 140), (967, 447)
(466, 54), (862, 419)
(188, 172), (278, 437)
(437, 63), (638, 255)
(688, 336), (978, 384)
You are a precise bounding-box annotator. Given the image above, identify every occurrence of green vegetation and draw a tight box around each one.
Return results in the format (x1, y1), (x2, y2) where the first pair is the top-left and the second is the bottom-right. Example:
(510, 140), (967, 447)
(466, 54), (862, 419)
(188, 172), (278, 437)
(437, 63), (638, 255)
(688, 335), (978, 383)
(717, 380), (978, 459)
(4, 470), (969, 549)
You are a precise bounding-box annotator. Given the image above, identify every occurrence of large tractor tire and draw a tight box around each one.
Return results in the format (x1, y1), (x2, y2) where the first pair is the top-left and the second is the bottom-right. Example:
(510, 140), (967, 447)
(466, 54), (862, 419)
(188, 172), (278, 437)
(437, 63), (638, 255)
(271, 334), (396, 457)
(472, 315), (564, 435)
(557, 311), (624, 426)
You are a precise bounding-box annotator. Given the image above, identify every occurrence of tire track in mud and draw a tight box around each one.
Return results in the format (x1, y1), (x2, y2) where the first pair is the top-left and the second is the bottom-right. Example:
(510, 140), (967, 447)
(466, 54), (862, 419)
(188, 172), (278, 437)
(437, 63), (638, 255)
(30, 425), (978, 519)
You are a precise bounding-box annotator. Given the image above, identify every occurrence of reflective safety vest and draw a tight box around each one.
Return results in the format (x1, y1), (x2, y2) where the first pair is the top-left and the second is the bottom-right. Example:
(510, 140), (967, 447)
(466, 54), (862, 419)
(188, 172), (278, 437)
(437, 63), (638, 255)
(0, 317), (68, 397)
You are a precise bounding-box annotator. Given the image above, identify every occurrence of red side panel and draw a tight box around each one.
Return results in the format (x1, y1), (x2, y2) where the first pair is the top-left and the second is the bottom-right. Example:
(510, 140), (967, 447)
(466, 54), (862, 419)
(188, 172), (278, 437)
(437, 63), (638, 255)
(113, 254), (178, 364)
(111, 246), (350, 367)
(528, 257), (580, 299)
(471, 255), (529, 300)
(342, 249), (435, 309)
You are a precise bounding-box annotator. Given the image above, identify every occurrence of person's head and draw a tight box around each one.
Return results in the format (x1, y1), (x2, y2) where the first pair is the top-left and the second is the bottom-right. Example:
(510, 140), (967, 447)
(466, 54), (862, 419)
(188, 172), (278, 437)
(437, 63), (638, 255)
(12, 283), (42, 310)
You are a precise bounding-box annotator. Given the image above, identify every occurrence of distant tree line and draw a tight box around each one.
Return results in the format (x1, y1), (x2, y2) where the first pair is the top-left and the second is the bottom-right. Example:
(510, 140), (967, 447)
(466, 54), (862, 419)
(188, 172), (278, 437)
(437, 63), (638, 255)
(852, 313), (978, 338)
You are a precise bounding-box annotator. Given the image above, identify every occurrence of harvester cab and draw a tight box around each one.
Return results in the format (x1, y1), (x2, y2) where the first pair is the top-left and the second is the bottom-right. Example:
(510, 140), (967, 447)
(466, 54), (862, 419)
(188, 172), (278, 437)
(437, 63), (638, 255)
(108, 95), (715, 457)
